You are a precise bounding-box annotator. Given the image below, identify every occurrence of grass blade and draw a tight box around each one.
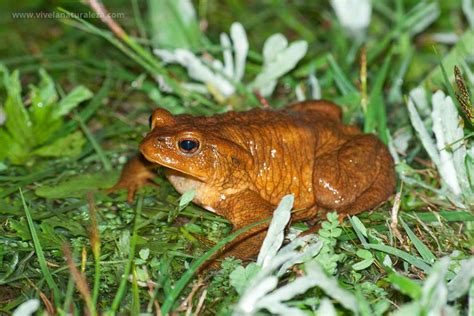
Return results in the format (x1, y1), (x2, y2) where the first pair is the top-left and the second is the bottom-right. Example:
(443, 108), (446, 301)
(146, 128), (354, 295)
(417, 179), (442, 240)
(400, 218), (436, 264)
(110, 195), (143, 313)
(349, 216), (369, 248)
(326, 54), (357, 96)
(76, 115), (112, 172)
(19, 188), (61, 306)
(365, 51), (392, 143)
(367, 243), (432, 272)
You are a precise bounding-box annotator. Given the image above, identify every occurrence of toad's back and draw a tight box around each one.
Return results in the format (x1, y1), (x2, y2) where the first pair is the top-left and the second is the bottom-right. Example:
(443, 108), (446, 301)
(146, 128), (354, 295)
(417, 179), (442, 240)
(190, 101), (364, 209)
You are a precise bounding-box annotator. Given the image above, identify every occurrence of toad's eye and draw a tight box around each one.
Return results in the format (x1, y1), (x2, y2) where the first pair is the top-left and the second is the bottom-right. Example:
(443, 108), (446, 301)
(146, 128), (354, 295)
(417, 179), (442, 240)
(148, 114), (153, 129)
(178, 138), (200, 154)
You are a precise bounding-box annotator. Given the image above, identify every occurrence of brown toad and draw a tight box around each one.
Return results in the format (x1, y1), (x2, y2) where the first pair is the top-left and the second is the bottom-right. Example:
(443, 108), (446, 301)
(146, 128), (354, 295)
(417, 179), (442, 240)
(110, 100), (396, 261)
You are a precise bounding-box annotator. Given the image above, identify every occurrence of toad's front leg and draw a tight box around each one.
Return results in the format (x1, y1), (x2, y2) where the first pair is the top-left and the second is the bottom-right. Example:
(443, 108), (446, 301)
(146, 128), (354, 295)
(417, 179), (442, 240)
(107, 154), (159, 202)
(210, 190), (275, 264)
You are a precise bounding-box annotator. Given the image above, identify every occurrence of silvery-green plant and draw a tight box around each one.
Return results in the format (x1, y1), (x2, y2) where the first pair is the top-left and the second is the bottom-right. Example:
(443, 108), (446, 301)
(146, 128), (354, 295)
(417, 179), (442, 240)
(392, 257), (474, 316)
(295, 73), (321, 101)
(330, 0), (372, 39)
(226, 193), (474, 315)
(463, 0), (474, 28)
(230, 195), (357, 315)
(406, 88), (474, 208)
(12, 299), (40, 316)
(154, 22), (307, 100)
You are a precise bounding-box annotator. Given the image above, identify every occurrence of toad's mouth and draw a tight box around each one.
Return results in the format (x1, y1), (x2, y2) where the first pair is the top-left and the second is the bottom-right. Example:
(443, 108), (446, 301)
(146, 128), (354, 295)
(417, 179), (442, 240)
(140, 149), (207, 183)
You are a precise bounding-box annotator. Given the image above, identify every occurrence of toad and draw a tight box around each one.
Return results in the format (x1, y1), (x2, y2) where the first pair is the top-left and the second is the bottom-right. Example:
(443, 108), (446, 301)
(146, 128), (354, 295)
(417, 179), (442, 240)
(110, 100), (396, 262)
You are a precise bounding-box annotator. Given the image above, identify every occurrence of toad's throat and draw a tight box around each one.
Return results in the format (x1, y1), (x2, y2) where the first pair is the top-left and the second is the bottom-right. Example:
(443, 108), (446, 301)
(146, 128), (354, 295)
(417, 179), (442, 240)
(165, 168), (209, 206)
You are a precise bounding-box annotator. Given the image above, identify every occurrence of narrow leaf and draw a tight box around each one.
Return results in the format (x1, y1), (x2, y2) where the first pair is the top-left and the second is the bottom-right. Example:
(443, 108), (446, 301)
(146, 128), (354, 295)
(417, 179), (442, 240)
(400, 218), (436, 263)
(367, 243), (432, 272)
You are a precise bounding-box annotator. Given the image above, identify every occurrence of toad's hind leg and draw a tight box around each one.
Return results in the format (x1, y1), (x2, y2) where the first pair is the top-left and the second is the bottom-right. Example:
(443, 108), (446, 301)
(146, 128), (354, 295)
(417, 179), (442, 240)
(206, 190), (275, 265)
(312, 134), (396, 217)
(339, 150), (396, 217)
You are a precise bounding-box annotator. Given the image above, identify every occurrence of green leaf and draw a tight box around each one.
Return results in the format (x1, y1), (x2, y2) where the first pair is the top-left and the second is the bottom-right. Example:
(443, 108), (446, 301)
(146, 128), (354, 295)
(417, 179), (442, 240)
(349, 216), (368, 248)
(9, 218), (32, 241)
(351, 216), (368, 237)
(0, 67), (90, 165)
(326, 212), (339, 223)
(0, 129), (28, 164)
(3, 70), (33, 147)
(139, 248), (150, 261)
(35, 171), (119, 199)
(31, 114), (62, 148)
(54, 86), (93, 119)
(356, 249), (373, 260)
(178, 189), (195, 210)
(352, 258), (374, 271)
(33, 131), (86, 158)
(148, 0), (202, 49)
(28, 69), (58, 143)
(388, 272), (422, 299)
(38, 222), (67, 248)
(43, 217), (87, 237)
(27, 69), (61, 144)
(30, 68), (58, 112)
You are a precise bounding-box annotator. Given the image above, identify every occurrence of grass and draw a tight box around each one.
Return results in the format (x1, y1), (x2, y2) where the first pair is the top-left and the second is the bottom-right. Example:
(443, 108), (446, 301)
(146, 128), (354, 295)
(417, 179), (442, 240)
(0, 0), (473, 315)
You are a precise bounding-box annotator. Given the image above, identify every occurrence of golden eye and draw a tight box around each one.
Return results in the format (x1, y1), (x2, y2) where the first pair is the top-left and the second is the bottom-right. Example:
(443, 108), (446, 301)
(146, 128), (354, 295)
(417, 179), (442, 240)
(178, 138), (200, 153)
